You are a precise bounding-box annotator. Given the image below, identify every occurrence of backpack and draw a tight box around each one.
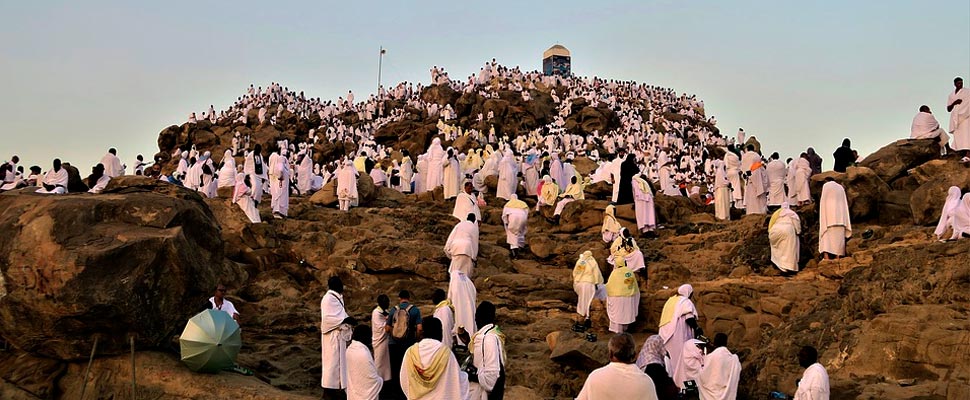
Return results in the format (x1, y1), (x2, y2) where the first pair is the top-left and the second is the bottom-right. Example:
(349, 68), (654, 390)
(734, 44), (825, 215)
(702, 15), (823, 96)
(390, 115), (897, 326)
(391, 304), (414, 340)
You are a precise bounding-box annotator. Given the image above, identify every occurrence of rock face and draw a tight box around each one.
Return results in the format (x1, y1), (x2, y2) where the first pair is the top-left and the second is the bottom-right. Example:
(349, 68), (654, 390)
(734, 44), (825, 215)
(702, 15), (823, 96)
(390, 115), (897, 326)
(0, 176), (243, 360)
(858, 139), (940, 183)
(908, 159), (970, 225)
(810, 167), (889, 221)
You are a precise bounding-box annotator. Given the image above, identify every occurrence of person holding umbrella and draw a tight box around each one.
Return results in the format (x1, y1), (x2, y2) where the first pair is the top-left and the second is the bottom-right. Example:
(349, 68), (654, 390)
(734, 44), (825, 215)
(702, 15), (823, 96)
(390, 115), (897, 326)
(208, 284), (239, 322)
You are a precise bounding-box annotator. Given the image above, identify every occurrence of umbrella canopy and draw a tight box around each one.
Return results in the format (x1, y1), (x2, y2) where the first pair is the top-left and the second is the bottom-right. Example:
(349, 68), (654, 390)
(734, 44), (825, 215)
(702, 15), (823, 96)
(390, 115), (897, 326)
(179, 309), (242, 373)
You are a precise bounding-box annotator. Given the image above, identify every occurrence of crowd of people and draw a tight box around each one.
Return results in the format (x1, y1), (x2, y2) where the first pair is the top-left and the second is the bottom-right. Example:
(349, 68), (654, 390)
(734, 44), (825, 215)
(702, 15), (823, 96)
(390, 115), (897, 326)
(3, 61), (968, 399)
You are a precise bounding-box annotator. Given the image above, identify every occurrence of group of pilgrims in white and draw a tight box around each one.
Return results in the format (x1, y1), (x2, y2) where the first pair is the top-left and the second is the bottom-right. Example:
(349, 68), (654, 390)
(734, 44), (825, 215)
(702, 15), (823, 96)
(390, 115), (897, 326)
(3, 56), (968, 399)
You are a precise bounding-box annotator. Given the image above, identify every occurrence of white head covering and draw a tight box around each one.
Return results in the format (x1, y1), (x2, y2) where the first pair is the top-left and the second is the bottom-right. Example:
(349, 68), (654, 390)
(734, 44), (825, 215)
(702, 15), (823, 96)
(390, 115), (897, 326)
(678, 284), (693, 298)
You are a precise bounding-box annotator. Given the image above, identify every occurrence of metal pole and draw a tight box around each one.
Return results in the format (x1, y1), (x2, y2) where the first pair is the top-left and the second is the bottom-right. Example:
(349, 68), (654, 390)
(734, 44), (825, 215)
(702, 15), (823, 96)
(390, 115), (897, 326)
(130, 335), (136, 399)
(79, 335), (99, 400)
(377, 46), (384, 117)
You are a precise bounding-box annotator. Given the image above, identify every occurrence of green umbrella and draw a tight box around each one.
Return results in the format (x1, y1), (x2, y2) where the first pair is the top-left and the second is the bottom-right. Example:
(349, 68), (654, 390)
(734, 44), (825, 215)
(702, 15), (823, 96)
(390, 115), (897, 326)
(179, 309), (242, 373)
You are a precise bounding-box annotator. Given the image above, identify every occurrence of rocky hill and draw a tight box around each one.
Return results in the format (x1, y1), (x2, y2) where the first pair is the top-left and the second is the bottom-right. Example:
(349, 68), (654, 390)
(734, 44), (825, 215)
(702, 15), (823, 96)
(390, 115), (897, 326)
(0, 137), (968, 399)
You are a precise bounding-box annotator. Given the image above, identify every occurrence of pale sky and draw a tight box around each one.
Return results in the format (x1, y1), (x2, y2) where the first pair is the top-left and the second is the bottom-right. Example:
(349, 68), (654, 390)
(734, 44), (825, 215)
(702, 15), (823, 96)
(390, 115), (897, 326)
(1, 1), (968, 172)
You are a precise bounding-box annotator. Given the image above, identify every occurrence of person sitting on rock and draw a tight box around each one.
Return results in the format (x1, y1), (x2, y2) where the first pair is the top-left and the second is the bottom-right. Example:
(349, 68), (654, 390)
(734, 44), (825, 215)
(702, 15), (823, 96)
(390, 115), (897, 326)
(910, 105), (949, 155)
(601, 204), (623, 243)
(697, 333), (741, 400)
(35, 158), (69, 194)
(207, 284), (239, 321)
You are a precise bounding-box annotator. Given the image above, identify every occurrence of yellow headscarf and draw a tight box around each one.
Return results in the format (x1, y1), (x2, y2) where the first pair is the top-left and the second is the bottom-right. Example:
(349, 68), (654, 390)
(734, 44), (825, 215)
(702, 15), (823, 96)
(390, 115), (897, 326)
(602, 205), (622, 234)
(573, 251), (604, 284)
(504, 194), (529, 209)
(403, 344), (453, 398)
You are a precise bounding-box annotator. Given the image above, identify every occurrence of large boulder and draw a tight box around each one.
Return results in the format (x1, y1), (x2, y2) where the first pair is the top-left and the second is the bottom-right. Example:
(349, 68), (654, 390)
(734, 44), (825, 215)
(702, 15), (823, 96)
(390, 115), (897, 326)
(810, 167), (889, 221)
(857, 139), (939, 183)
(0, 177), (243, 360)
(308, 174), (377, 207)
(908, 159), (970, 225)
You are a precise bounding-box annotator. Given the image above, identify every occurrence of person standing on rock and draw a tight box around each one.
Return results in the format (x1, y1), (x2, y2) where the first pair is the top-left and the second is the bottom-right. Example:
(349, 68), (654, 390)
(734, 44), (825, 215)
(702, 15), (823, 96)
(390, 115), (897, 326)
(832, 138), (855, 173)
(615, 152), (639, 205)
(371, 294), (392, 382)
(501, 194), (528, 258)
(244, 144), (267, 204)
(321, 276), (356, 399)
(769, 203), (801, 275)
(766, 153), (788, 210)
(572, 251), (604, 333)
(740, 145), (768, 215)
(453, 181), (481, 222)
(496, 148), (519, 200)
(431, 289), (456, 350)
(946, 77), (970, 163)
(425, 138), (446, 190)
(793, 346), (830, 400)
(697, 333), (741, 400)
(269, 148), (291, 219)
(723, 145), (744, 209)
(218, 149), (236, 191)
(387, 290), (423, 400)
(337, 160), (359, 212)
(713, 159), (731, 221)
(659, 284), (701, 390)
(576, 333), (658, 400)
(635, 334), (680, 399)
(632, 174), (657, 234)
(818, 178), (851, 260)
(605, 257), (639, 333)
(346, 325), (383, 400)
(461, 301), (506, 400)
(805, 148), (822, 176)
(601, 204), (623, 243)
(233, 175), (261, 223)
(443, 148), (461, 200)
(445, 213), (479, 341)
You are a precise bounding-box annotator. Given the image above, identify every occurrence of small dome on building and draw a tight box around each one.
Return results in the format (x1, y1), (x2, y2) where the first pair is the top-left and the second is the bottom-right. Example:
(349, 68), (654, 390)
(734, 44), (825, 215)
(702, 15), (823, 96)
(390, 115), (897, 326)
(543, 44), (570, 59)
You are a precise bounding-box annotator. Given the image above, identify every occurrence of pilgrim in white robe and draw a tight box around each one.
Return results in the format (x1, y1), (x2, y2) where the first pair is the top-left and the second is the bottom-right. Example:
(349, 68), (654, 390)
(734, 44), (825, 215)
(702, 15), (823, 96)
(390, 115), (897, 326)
(601, 205), (623, 243)
(632, 177), (656, 233)
(432, 301), (456, 350)
(765, 159), (788, 206)
(659, 165), (681, 196)
(414, 155), (428, 194)
(443, 157), (461, 199)
(605, 263), (639, 333)
(947, 86), (970, 151)
(576, 362), (659, 400)
(87, 175), (110, 194)
(910, 111), (948, 150)
(536, 175), (559, 209)
(554, 178), (585, 216)
(346, 340), (383, 400)
(713, 161), (731, 220)
(452, 191), (481, 222)
(948, 194), (970, 240)
(792, 157), (813, 204)
(100, 152), (124, 178)
(819, 181), (851, 257)
(608, 234), (646, 272)
(934, 186), (962, 240)
(217, 150), (236, 189)
(681, 339), (705, 385)
(769, 204), (801, 272)
(723, 151), (743, 206)
(659, 284), (698, 389)
(371, 306), (392, 381)
(697, 346), (741, 400)
(337, 162), (359, 211)
(426, 138), (446, 189)
(321, 290), (351, 390)
(501, 196), (529, 250)
(233, 176), (261, 223)
(468, 324), (506, 400)
(296, 153), (313, 194)
(36, 168), (68, 194)
(496, 151), (518, 200)
(444, 220), (479, 338)
(400, 339), (463, 400)
(573, 251), (604, 319)
(741, 152), (767, 214)
(522, 162), (539, 196)
(270, 154), (291, 217)
(794, 363), (830, 400)
(399, 157), (414, 193)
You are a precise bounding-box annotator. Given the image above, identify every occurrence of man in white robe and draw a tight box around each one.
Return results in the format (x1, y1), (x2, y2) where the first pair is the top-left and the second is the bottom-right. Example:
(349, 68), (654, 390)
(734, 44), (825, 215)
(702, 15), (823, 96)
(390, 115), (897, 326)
(659, 284), (700, 389)
(399, 152), (414, 193)
(444, 214), (479, 339)
(723, 147), (743, 208)
(946, 77), (970, 162)
(431, 289), (456, 350)
(371, 295), (392, 381)
(35, 159), (69, 194)
(819, 179), (851, 260)
(465, 302), (506, 400)
(400, 317), (464, 400)
(442, 150), (461, 199)
(576, 333), (658, 400)
(910, 105), (949, 153)
(934, 186), (962, 240)
(270, 150), (291, 219)
(697, 333), (741, 400)
(794, 346), (830, 400)
(769, 203), (801, 274)
(425, 138), (446, 189)
(501, 195), (528, 258)
(740, 146), (767, 214)
(713, 160), (731, 220)
(765, 153), (788, 207)
(296, 151), (313, 195)
(321, 276), (355, 396)
(346, 325), (383, 400)
(452, 182), (481, 222)
(99, 148), (124, 178)
(243, 145), (267, 204)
